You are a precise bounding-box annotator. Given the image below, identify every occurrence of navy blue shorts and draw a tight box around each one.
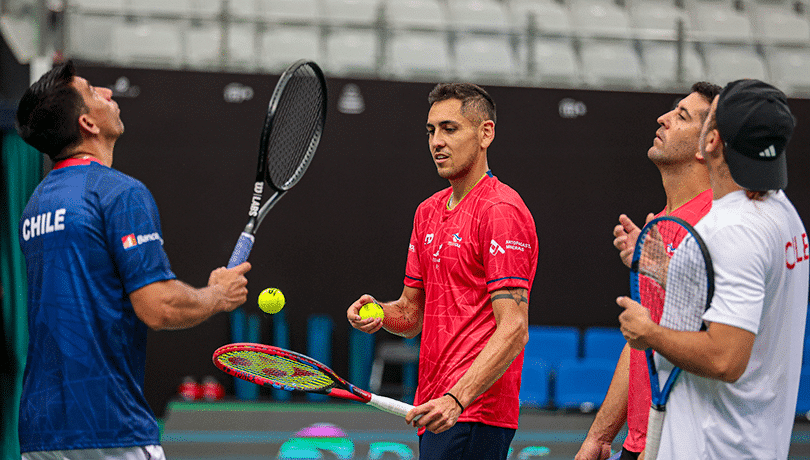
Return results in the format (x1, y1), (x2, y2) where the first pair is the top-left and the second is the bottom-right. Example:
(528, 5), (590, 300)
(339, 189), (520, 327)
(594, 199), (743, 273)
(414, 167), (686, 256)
(418, 422), (516, 460)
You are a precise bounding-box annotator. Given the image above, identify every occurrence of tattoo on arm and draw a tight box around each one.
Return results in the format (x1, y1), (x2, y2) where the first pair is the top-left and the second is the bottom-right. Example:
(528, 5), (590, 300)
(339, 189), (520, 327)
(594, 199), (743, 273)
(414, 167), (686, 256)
(490, 288), (528, 305)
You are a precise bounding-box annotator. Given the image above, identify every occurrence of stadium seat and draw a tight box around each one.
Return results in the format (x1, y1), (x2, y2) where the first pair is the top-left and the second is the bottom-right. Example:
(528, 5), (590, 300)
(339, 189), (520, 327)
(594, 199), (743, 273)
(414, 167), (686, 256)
(629, 0), (691, 36)
(71, 0), (125, 14)
(554, 358), (615, 411)
(66, 14), (123, 63)
(569, 0), (633, 39)
(126, 0), (193, 16)
(580, 39), (645, 88)
(583, 327), (627, 361)
(387, 31), (453, 80)
(525, 326), (580, 369)
(509, 0), (574, 36)
(766, 47), (810, 97)
(259, 26), (321, 73)
(184, 23), (222, 69)
(383, 0), (447, 31)
(454, 33), (519, 84)
(225, 0), (260, 19)
(520, 358), (552, 408)
(750, 4), (810, 45)
(369, 339), (419, 400)
(703, 45), (768, 85)
(525, 38), (582, 86)
(322, 0), (382, 26)
(227, 23), (258, 70)
(325, 29), (379, 76)
(803, 304), (810, 364)
(641, 41), (707, 89)
(259, 0), (322, 24)
(796, 365), (810, 415)
(447, 0), (512, 33)
(111, 21), (183, 68)
(307, 315), (334, 402)
(191, 0), (223, 18)
(349, 328), (375, 391)
(689, 2), (754, 43)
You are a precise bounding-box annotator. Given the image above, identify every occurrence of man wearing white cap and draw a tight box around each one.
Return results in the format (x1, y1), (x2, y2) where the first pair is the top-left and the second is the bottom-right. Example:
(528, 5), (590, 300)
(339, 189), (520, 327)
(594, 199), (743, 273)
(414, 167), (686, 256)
(616, 79), (809, 459)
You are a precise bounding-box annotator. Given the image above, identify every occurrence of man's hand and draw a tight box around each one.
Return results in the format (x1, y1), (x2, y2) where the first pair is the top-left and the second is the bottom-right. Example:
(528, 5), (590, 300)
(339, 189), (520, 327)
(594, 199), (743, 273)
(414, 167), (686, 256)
(617, 296), (655, 350)
(208, 262), (251, 313)
(574, 436), (613, 460)
(405, 394), (463, 434)
(346, 294), (384, 334)
(613, 213), (654, 268)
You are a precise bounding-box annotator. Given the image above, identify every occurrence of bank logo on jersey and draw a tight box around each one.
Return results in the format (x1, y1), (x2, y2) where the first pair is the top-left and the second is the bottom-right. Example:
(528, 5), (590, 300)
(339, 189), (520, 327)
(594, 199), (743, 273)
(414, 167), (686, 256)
(425, 234), (434, 244)
(122, 232), (164, 250)
(122, 234), (137, 249)
(453, 233), (462, 243)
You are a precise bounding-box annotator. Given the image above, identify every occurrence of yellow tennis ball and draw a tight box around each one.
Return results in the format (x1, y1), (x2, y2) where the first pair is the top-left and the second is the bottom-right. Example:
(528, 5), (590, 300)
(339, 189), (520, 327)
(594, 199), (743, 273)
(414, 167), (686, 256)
(359, 302), (384, 321)
(258, 288), (285, 314)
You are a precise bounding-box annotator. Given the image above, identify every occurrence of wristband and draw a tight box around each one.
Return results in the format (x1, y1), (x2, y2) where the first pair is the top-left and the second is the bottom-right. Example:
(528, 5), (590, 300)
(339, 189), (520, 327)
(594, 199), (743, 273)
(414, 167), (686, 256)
(443, 392), (464, 413)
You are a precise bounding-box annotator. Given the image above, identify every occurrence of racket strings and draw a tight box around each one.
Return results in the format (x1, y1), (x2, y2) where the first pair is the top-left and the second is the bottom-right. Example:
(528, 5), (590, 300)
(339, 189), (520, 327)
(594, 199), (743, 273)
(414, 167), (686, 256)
(217, 350), (334, 391)
(638, 220), (710, 332)
(266, 64), (325, 190)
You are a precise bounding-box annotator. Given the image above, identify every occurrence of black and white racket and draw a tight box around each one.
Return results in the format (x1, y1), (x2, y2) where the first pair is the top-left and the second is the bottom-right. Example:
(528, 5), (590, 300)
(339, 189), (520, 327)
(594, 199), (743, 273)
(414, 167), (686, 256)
(629, 216), (714, 460)
(227, 60), (327, 268)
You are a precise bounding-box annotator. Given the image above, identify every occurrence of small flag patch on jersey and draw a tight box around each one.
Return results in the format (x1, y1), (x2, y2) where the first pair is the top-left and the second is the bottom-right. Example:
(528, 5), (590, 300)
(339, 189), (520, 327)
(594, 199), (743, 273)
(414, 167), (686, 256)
(122, 234), (137, 249)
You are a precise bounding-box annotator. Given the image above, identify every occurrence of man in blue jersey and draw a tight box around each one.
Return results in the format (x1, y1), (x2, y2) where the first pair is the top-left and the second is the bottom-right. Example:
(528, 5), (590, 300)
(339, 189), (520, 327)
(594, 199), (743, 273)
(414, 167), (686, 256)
(15, 60), (251, 459)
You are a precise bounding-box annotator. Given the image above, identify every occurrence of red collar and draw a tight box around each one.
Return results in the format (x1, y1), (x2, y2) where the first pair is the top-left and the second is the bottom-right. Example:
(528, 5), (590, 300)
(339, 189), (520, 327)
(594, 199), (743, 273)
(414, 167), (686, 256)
(53, 157), (104, 170)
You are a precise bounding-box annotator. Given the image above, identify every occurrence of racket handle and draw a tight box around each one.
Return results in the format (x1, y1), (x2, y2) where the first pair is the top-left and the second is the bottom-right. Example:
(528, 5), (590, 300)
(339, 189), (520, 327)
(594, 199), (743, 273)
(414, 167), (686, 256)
(645, 406), (665, 460)
(227, 232), (255, 268)
(367, 393), (416, 418)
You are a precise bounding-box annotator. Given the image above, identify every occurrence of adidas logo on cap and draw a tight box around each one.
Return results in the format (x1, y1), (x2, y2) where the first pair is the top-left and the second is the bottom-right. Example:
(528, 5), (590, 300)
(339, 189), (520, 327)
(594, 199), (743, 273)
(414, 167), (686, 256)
(758, 145), (777, 158)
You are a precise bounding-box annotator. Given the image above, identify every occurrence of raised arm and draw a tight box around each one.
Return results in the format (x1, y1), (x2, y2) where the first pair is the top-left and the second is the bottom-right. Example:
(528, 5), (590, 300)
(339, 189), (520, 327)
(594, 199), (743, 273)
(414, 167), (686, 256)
(130, 262), (250, 331)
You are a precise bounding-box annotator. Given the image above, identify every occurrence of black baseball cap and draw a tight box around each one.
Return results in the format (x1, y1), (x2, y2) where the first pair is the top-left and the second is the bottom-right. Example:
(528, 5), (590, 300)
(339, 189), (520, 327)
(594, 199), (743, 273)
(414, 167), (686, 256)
(715, 79), (796, 190)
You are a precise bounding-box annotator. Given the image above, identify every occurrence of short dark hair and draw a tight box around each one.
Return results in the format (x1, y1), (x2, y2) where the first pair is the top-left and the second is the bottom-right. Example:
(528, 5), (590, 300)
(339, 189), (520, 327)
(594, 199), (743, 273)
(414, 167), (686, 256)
(690, 81), (722, 121)
(428, 83), (496, 125)
(16, 60), (86, 160)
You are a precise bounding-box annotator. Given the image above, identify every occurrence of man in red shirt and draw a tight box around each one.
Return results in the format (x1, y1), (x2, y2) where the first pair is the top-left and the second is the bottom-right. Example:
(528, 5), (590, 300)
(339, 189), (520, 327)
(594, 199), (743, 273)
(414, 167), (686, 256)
(575, 82), (721, 460)
(347, 83), (538, 460)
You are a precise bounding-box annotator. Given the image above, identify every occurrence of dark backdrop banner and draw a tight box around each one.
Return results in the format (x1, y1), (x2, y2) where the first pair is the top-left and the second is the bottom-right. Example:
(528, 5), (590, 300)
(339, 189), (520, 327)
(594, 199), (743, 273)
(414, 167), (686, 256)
(78, 66), (810, 416)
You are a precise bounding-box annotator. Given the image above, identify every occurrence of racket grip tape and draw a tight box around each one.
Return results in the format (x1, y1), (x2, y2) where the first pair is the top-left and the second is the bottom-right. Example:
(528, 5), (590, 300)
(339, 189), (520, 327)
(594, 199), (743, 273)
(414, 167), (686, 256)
(368, 393), (416, 418)
(227, 232), (255, 268)
(645, 406), (665, 460)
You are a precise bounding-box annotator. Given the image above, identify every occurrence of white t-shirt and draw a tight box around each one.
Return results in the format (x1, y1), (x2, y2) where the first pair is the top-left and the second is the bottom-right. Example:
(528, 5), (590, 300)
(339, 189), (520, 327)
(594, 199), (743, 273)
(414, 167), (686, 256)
(658, 190), (809, 460)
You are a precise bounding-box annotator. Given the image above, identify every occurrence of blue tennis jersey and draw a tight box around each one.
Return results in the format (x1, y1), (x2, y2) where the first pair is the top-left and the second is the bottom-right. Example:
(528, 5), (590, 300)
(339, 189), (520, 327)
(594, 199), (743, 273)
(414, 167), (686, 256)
(18, 159), (175, 452)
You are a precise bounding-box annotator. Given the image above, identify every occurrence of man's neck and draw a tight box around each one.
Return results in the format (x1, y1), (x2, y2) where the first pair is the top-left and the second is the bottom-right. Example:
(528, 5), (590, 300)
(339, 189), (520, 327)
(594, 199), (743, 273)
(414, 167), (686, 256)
(68, 142), (113, 167)
(659, 163), (712, 214)
(448, 163), (489, 210)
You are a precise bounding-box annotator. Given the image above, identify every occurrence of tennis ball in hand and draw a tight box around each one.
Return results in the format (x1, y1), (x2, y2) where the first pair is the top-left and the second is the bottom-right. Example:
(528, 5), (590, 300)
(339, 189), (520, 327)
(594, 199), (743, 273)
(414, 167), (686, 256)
(359, 302), (384, 321)
(258, 288), (285, 314)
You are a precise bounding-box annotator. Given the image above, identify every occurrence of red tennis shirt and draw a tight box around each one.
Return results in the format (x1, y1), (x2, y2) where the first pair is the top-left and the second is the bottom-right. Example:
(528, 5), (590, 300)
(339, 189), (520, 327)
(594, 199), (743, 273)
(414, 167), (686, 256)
(404, 173), (538, 431)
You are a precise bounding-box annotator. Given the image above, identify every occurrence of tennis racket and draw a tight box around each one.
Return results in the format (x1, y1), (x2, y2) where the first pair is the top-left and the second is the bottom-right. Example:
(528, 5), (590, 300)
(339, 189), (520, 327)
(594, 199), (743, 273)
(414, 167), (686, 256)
(227, 59), (327, 268)
(213, 343), (418, 418)
(630, 216), (714, 460)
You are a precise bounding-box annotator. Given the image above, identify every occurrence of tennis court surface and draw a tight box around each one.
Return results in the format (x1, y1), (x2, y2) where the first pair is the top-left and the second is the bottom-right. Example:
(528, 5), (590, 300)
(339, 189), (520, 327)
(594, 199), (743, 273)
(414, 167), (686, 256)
(161, 401), (810, 459)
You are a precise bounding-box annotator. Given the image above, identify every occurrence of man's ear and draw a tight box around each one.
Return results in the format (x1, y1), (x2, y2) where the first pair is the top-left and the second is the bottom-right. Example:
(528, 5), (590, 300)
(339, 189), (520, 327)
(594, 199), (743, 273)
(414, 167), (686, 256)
(78, 113), (100, 135)
(479, 119), (495, 149)
(700, 127), (721, 160)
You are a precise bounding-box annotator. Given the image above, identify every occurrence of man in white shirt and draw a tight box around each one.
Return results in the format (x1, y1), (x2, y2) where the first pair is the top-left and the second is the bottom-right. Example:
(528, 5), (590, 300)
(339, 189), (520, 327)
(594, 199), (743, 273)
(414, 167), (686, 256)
(617, 79), (809, 459)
